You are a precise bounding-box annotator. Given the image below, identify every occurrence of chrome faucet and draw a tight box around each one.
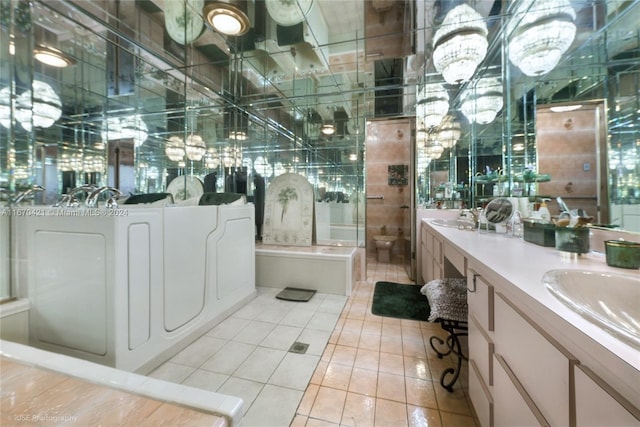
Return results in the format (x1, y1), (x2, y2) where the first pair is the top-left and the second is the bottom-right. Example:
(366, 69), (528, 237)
(11, 185), (45, 205)
(54, 184), (97, 207)
(86, 186), (123, 208)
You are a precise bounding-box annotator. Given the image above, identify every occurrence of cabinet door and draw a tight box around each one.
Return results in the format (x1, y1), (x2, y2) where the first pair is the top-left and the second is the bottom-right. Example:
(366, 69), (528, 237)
(467, 269), (494, 332)
(575, 364), (640, 427)
(469, 314), (494, 387)
(494, 293), (576, 427)
(469, 359), (493, 427)
(493, 354), (549, 427)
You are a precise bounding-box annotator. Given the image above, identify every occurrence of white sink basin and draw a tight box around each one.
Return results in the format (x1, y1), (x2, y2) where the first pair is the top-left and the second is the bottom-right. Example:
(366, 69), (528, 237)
(431, 218), (474, 228)
(542, 269), (640, 349)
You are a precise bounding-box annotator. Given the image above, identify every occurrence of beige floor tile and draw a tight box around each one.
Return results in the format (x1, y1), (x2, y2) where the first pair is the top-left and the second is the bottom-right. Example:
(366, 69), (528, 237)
(404, 355), (433, 381)
(380, 335), (404, 355)
(354, 348), (379, 371)
(310, 361), (328, 385)
(440, 410), (478, 427)
(297, 384), (319, 416)
(348, 367), (378, 396)
(376, 371), (406, 403)
(309, 386), (347, 425)
(331, 345), (357, 366)
(378, 352), (405, 375)
(341, 392), (376, 427)
(374, 398), (408, 426)
(358, 333), (382, 352)
(405, 377), (438, 409)
(321, 362), (352, 390)
(337, 330), (360, 348)
(407, 404), (443, 427)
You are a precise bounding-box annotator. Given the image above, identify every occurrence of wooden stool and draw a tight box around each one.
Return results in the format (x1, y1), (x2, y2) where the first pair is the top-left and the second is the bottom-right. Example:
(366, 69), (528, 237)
(420, 278), (468, 392)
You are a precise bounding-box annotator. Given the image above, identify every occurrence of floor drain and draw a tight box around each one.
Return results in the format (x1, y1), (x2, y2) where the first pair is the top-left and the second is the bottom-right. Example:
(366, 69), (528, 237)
(289, 342), (309, 354)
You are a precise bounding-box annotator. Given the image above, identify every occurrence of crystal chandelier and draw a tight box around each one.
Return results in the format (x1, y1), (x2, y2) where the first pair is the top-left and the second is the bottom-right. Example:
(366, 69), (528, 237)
(165, 136), (185, 162)
(508, 0), (576, 77)
(424, 142), (444, 159)
(416, 83), (449, 129)
(13, 80), (62, 131)
(254, 156), (273, 177)
(204, 148), (220, 169)
(434, 116), (461, 149)
(432, 4), (488, 84)
(185, 134), (206, 161)
(460, 77), (503, 124)
(101, 115), (148, 147)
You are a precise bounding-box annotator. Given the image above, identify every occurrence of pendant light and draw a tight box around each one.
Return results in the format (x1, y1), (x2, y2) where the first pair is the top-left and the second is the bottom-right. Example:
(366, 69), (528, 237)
(460, 77), (503, 124)
(508, 0), (577, 77)
(432, 4), (488, 85)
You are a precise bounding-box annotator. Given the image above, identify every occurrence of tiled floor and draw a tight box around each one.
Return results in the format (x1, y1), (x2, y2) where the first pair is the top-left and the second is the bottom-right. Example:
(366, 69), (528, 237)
(150, 257), (478, 426)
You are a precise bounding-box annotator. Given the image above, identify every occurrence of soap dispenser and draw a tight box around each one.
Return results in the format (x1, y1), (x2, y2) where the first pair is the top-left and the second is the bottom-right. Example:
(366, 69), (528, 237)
(538, 198), (551, 223)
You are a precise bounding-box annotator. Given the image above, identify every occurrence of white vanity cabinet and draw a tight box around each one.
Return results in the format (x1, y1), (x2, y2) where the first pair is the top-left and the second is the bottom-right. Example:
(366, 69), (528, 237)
(420, 219), (640, 427)
(421, 221), (443, 283)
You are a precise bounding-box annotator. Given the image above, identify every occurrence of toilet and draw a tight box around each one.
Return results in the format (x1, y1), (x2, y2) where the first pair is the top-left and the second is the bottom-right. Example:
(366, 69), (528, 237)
(373, 235), (396, 263)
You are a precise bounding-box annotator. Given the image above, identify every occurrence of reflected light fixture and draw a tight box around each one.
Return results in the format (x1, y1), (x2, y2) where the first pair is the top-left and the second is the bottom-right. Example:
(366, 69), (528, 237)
(165, 136), (186, 162)
(204, 1), (250, 36)
(185, 134), (206, 161)
(460, 77), (503, 124)
(101, 115), (148, 147)
(254, 156), (273, 177)
(432, 4), (488, 84)
(508, 0), (576, 77)
(550, 104), (582, 113)
(34, 45), (76, 67)
(165, 0), (205, 44)
(229, 130), (247, 141)
(321, 123), (335, 136)
(434, 116), (461, 149)
(416, 82), (450, 128)
(15, 80), (62, 131)
(0, 87), (12, 128)
(204, 148), (220, 169)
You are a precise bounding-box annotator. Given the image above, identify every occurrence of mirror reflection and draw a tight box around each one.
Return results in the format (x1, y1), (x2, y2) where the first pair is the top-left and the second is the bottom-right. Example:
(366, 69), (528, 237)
(1, 0), (639, 304)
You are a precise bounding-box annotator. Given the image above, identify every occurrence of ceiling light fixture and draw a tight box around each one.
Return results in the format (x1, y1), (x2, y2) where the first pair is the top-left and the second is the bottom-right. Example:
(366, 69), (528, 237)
(460, 77), (503, 124)
(416, 82), (450, 129)
(101, 115), (148, 147)
(165, 0), (205, 44)
(204, 1), (250, 36)
(14, 80), (62, 131)
(550, 104), (582, 113)
(432, 4), (488, 85)
(185, 134), (206, 161)
(321, 123), (335, 135)
(34, 45), (76, 67)
(434, 116), (461, 149)
(508, 0), (577, 77)
(165, 136), (186, 162)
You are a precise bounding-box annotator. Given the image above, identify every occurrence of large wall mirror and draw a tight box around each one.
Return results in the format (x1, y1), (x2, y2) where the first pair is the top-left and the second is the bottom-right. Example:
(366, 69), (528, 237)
(1, 0), (639, 302)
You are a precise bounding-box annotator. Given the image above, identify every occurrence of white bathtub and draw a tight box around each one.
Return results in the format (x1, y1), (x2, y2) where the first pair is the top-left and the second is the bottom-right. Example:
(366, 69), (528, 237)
(12, 203), (256, 373)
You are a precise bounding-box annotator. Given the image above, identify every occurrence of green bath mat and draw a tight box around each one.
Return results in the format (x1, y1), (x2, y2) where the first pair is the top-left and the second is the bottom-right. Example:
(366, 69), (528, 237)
(276, 287), (317, 302)
(371, 281), (431, 321)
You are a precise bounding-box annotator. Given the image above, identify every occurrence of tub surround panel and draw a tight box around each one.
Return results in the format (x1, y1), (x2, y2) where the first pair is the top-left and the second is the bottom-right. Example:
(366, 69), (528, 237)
(163, 206), (217, 331)
(34, 231), (108, 356)
(128, 223), (151, 349)
(14, 204), (255, 373)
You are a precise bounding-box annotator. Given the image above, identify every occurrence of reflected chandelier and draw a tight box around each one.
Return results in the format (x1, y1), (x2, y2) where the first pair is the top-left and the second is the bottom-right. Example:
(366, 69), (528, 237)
(432, 4), (488, 84)
(434, 116), (461, 149)
(8, 80), (63, 131)
(416, 83), (449, 129)
(508, 0), (576, 77)
(165, 136), (186, 162)
(185, 134), (206, 161)
(460, 77), (503, 125)
(101, 115), (148, 147)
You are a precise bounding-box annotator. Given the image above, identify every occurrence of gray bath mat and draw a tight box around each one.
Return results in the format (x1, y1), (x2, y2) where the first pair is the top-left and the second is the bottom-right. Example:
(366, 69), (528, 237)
(276, 287), (316, 302)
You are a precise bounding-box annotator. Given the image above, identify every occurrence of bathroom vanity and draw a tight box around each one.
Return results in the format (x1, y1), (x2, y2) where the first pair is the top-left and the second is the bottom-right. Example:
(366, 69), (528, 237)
(12, 203), (256, 373)
(421, 219), (640, 426)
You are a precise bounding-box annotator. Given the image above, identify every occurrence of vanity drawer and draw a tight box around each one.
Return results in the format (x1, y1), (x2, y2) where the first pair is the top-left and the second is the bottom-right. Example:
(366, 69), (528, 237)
(444, 242), (466, 276)
(431, 234), (442, 263)
(575, 364), (640, 426)
(469, 359), (493, 427)
(467, 270), (494, 332)
(493, 353), (548, 427)
(495, 293), (576, 427)
(469, 314), (494, 387)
